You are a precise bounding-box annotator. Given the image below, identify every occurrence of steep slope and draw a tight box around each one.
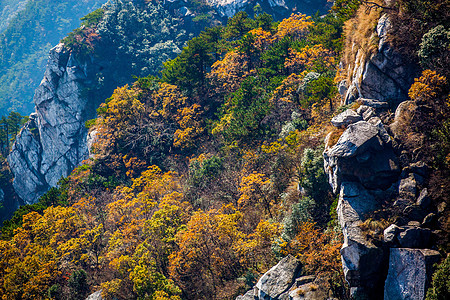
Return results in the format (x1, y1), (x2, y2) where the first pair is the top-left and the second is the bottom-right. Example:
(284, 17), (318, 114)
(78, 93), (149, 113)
(8, 0), (192, 204)
(7, 0), (327, 206)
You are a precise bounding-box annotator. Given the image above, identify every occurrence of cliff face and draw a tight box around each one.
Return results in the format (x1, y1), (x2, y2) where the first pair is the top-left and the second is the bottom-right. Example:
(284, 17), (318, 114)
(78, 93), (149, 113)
(8, 44), (98, 204)
(340, 14), (419, 106)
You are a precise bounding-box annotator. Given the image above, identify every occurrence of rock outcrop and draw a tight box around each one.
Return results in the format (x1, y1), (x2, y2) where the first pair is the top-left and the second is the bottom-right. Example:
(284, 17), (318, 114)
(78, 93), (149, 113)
(85, 290), (103, 300)
(236, 255), (330, 300)
(341, 14), (418, 106)
(324, 103), (400, 298)
(8, 43), (99, 204)
(384, 248), (440, 300)
(324, 97), (442, 298)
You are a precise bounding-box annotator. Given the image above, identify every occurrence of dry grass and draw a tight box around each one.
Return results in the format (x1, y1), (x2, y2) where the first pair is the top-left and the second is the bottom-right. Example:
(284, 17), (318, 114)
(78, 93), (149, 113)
(358, 218), (390, 240)
(341, 1), (383, 84)
(326, 127), (345, 149)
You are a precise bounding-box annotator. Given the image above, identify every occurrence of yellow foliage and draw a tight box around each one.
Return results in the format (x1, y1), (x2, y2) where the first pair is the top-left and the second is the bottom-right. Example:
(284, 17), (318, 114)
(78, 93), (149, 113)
(153, 83), (187, 120)
(408, 69), (447, 103)
(101, 279), (123, 300)
(279, 221), (342, 279)
(207, 51), (250, 94)
(248, 27), (275, 50)
(276, 13), (314, 40)
(272, 73), (305, 103)
(173, 103), (205, 149)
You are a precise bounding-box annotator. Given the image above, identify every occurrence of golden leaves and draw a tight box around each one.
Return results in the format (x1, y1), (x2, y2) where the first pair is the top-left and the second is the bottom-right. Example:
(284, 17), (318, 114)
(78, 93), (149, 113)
(276, 13), (314, 40)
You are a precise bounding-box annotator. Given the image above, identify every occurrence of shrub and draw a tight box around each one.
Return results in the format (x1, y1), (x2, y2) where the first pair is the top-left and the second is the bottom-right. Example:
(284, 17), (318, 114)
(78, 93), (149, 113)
(418, 25), (450, 76)
(426, 255), (450, 300)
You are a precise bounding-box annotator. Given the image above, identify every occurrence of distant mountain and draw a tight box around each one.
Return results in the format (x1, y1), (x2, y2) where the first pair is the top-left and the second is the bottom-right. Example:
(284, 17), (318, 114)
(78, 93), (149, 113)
(0, 0), (107, 116)
(0, 0), (29, 33)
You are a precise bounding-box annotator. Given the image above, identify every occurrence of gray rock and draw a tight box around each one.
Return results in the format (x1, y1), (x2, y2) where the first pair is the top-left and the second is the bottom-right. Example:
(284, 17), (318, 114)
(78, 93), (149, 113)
(389, 100), (417, 139)
(85, 290), (103, 300)
(337, 182), (384, 293)
(236, 288), (256, 300)
(8, 43), (97, 204)
(295, 275), (315, 286)
(397, 226), (431, 248)
(331, 109), (362, 127)
(338, 80), (348, 98)
(393, 198), (413, 210)
(416, 189), (431, 209)
(398, 174), (418, 201)
(356, 105), (369, 115)
(255, 255), (302, 300)
(357, 98), (390, 109)
(384, 248), (440, 300)
(384, 224), (401, 243)
(403, 205), (428, 223)
(324, 121), (399, 193)
(362, 107), (376, 121)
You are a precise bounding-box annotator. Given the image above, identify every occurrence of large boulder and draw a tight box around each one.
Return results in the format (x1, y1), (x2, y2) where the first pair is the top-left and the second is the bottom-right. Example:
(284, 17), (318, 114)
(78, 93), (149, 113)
(384, 248), (440, 300)
(255, 255), (302, 300)
(85, 291), (103, 300)
(324, 121), (400, 193)
(331, 109), (362, 127)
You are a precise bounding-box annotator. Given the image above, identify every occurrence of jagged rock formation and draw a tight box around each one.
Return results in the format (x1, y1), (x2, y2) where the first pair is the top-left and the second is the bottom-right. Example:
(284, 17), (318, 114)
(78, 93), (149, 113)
(324, 100), (441, 298)
(8, 44), (98, 204)
(85, 290), (103, 300)
(340, 14), (418, 106)
(6, 0), (328, 207)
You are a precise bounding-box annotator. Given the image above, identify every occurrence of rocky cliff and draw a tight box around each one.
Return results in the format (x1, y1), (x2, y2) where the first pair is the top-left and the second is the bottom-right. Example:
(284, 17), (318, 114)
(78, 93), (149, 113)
(205, 0), (329, 19)
(324, 13), (443, 300)
(8, 44), (101, 204)
(234, 11), (446, 300)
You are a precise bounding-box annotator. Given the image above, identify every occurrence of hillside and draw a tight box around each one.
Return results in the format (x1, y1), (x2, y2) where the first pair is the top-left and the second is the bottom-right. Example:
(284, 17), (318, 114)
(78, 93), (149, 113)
(1, 0), (449, 299)
(0, 0), (28, 33)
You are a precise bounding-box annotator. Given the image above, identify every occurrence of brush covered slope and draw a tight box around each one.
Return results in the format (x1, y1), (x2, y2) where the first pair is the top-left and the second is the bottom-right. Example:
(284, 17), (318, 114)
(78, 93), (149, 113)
(4, 0), (329, 215)
(0, 0), (449, 299)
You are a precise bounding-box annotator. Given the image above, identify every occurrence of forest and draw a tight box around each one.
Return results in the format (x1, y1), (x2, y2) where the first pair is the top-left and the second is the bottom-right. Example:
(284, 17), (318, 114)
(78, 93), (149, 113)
(0, 0), (449, 299)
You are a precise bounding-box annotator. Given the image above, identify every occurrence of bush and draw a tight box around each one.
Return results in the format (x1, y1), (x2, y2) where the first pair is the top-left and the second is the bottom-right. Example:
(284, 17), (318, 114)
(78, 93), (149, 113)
(426, 255), (450, 300)
(68, 269), (89, 300)
(418, 25), (450, 77)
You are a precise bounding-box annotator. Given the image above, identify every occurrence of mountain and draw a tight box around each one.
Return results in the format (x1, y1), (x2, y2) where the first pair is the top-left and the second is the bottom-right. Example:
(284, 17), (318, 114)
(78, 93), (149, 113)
(0, 0), (28, 33)
(0, 0), (107, 116)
